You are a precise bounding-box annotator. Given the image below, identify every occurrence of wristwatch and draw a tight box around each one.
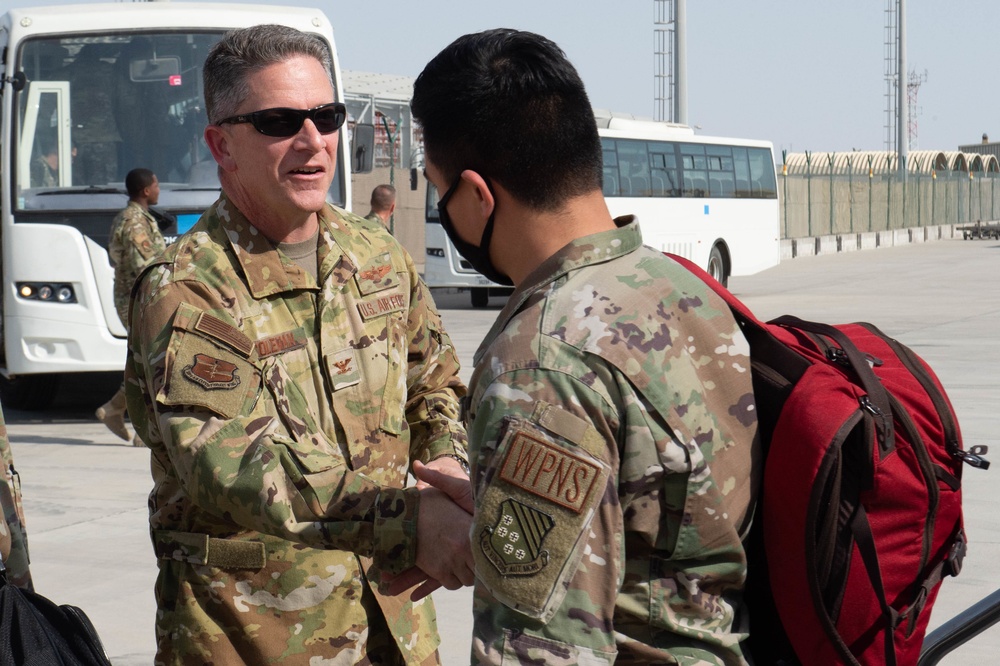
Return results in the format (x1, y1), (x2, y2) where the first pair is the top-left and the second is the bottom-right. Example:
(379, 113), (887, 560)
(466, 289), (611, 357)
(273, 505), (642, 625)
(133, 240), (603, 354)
(435, 453), (470, 475)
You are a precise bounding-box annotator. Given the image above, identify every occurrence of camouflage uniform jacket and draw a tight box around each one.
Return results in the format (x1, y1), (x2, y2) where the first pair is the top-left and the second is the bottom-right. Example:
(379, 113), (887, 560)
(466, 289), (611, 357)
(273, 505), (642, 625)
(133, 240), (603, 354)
(109, 200), (166, 324)
(0, 404), (31, 590)
(466, 218), (760, 665)
(125, 195), (468, 665)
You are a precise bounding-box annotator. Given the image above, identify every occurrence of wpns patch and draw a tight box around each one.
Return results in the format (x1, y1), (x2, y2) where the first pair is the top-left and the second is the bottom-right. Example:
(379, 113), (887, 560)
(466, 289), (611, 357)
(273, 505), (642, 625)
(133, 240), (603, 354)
(183, 353), (241, 390)
(481, 498), (554, 576)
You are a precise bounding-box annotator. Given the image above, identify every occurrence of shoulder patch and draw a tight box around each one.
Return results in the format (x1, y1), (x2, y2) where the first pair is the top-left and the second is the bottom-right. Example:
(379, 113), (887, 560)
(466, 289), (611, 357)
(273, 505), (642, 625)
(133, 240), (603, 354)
(162, 331), (260, 419)
(499, 432), (601, 514)
(481, 498), (554, 576)
(193, 311), (254, 358)
(472, 419), (611, 622)
(183, 353), (241, 390)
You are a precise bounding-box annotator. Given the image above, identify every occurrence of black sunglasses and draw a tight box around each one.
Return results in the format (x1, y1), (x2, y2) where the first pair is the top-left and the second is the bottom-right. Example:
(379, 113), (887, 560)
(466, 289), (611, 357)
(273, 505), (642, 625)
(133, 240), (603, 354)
(216, 102), (347, 137)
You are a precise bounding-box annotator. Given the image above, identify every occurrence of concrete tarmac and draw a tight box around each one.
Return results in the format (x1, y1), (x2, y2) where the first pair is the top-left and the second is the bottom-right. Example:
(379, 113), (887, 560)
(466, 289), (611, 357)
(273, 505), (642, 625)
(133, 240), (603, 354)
(6, 237), (999, 664)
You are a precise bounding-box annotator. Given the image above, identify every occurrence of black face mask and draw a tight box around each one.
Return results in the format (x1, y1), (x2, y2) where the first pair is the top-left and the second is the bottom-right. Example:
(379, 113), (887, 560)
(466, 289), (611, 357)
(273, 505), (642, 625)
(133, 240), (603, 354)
(436, 175), (512, 287)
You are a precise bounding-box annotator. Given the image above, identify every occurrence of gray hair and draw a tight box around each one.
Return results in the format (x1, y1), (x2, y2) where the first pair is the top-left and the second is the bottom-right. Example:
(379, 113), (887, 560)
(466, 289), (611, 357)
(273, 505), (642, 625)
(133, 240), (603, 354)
(203, 24), (334, 123)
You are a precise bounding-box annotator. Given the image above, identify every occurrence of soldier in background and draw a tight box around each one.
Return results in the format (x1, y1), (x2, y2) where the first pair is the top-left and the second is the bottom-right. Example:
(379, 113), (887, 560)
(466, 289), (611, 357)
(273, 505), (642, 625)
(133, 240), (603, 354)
(30, 136), (60, 188)
(365, 183), (396, 228)
(95, 168), (164, 445)
(0, 402), (32, 590)
(125, 24), (472, 664)
(407, 29), (761, 665)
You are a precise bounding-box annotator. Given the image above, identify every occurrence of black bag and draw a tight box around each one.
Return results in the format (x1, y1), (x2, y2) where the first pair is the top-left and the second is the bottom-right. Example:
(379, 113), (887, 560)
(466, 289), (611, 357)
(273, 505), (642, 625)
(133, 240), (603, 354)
(0, 560), (112, 666)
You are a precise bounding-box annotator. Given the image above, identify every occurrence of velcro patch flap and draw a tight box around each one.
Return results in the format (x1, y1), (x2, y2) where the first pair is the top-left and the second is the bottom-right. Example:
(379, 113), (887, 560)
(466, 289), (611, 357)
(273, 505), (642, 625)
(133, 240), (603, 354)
(473, 419), (610, 622)
(161, 309), (260, 419)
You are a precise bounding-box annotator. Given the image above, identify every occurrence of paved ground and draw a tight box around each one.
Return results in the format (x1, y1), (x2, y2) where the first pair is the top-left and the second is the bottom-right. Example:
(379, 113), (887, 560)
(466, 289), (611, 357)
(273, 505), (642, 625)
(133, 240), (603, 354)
(6, 237), (999, 664)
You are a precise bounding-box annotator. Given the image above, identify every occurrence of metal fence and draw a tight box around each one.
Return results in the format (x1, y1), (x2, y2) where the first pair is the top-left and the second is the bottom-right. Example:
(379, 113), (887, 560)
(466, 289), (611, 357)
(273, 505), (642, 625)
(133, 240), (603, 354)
(778, 171), (1000, 239)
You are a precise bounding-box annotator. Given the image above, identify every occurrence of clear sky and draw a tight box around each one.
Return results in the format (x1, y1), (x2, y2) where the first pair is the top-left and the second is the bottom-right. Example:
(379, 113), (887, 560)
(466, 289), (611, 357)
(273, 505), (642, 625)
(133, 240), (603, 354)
(4, 0), (994, 156)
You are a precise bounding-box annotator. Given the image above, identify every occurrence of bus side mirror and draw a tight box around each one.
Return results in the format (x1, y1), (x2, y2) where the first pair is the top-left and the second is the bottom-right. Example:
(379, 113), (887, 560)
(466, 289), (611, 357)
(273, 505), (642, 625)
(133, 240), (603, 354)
(410, 167), (418, 191)
(352, 124), (375, 174)
(4, 71), (26, 91)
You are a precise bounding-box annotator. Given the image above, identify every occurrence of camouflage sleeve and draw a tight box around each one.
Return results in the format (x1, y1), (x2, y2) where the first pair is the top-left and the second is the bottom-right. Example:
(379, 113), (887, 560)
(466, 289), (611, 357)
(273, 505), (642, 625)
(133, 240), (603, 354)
(468, 366), (622, 665)
(399, 249), (468, 466)
(0, 404), (31, 590)
(126, 270), (420, 575)
(468, 362), (746, 666)
(121, 213), (161, 268)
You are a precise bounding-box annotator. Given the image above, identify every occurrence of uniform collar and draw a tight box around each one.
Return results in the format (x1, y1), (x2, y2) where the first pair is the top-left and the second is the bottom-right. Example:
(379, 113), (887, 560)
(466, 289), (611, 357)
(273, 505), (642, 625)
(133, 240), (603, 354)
(474, 215), (642, 365)
(208, 194), (356, 299)
(126, 200), (156, 222)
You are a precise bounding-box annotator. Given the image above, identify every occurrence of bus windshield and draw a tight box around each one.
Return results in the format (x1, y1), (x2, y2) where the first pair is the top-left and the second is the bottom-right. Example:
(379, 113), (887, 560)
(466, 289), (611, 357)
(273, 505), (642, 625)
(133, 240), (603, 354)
(15, 30), (346, 223)
(16, 32), (222, 211)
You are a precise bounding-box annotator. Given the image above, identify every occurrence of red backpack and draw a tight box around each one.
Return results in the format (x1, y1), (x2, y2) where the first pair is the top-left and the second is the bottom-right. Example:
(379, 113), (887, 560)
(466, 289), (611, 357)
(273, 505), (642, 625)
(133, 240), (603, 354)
(667, 254), (989, 666)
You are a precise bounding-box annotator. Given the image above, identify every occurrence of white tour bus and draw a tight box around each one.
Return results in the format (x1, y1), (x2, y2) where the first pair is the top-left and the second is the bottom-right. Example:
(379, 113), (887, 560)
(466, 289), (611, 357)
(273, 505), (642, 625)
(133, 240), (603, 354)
(424, 111), (780, 307)
(0, 3), (356, 408)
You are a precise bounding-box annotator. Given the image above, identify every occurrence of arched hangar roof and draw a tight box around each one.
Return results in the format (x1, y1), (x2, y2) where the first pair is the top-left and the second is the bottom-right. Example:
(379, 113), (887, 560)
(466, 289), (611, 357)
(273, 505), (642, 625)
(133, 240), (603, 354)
(783, 150), (999, 175)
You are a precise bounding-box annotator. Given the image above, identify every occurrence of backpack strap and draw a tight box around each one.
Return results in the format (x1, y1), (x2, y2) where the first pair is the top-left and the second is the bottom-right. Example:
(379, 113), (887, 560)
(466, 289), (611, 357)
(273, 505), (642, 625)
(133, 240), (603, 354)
(851, 505), (900, 666)
(771, 316), (895, 454)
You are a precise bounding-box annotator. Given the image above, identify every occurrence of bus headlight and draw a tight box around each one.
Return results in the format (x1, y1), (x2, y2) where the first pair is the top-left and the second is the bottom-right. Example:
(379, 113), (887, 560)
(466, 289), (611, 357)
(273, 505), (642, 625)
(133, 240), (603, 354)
(15, 282), (77, 303)
(426, 248), (445, 257)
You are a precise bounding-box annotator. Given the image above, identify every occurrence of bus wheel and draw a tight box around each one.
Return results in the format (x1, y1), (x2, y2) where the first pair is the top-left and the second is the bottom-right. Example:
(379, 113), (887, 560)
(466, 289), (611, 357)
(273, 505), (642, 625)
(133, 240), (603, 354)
(471, 288), (489, 308)
(707, 246), (728, 287)
(0, 373), (60, 411)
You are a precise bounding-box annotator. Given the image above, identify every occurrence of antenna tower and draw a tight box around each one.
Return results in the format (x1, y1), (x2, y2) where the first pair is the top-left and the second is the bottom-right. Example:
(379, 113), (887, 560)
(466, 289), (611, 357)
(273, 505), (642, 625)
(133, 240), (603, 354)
(653, 0), (674, 122)
(907, 70), (927, 148)
(883, 0), (898, 153)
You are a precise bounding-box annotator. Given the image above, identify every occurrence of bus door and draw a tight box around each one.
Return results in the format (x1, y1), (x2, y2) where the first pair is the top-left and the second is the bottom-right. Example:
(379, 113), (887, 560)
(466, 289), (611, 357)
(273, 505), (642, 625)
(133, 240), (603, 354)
(18, 80), (72, 188)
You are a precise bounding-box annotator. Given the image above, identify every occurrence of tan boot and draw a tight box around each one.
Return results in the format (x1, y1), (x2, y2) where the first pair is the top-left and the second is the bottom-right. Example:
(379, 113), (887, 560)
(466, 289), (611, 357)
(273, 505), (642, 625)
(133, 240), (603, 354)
(131, 432), (147, 448)
(95, 388), (130, 441)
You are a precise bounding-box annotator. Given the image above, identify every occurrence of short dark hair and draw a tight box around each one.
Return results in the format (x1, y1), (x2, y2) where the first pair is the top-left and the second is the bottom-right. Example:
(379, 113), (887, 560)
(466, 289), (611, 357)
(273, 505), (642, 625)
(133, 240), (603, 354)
(203, 24), (333, 123)
(411, 29), (602, 212)
(370, 184), (396, 212)
(125, 168), (156, 198)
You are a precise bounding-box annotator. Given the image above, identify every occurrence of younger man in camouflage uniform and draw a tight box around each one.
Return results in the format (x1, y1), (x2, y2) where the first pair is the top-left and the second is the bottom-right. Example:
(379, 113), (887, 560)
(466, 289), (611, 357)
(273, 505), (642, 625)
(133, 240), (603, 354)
(125, 24), (473, 665)
(410, 29), (760, 665)
(96, 168), (164, 443)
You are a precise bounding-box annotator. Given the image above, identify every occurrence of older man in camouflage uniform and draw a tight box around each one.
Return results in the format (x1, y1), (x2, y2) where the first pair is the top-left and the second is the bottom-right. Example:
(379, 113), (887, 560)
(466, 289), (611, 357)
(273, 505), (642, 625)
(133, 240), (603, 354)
(96, 168), (164, 443)
(125, 24), (472, 665)
(410, 29), (760, 665)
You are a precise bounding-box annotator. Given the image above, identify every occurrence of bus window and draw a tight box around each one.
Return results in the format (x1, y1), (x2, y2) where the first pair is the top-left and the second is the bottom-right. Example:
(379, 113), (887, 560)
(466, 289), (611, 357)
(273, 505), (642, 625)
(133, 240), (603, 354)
(706, 145), (735, 198)
(748, 147), (778, 198)
(615, 140), (651, 197)
(680, 143), (708, 197)
(649, 148), (680, 196)
(601, 140), (620, 197)
(732, 147), (752, 198)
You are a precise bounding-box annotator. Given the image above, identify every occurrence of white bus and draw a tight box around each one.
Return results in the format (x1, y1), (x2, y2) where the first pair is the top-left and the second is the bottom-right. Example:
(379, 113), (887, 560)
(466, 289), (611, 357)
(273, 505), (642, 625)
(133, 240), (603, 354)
(0, 3), (357, 409)
(424, 111), (780, 307)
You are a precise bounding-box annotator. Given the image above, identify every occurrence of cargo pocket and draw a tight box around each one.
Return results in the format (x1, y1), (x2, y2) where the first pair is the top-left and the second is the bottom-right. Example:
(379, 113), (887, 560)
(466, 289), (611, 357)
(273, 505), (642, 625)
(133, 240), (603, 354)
(270, 430), (349, 518)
